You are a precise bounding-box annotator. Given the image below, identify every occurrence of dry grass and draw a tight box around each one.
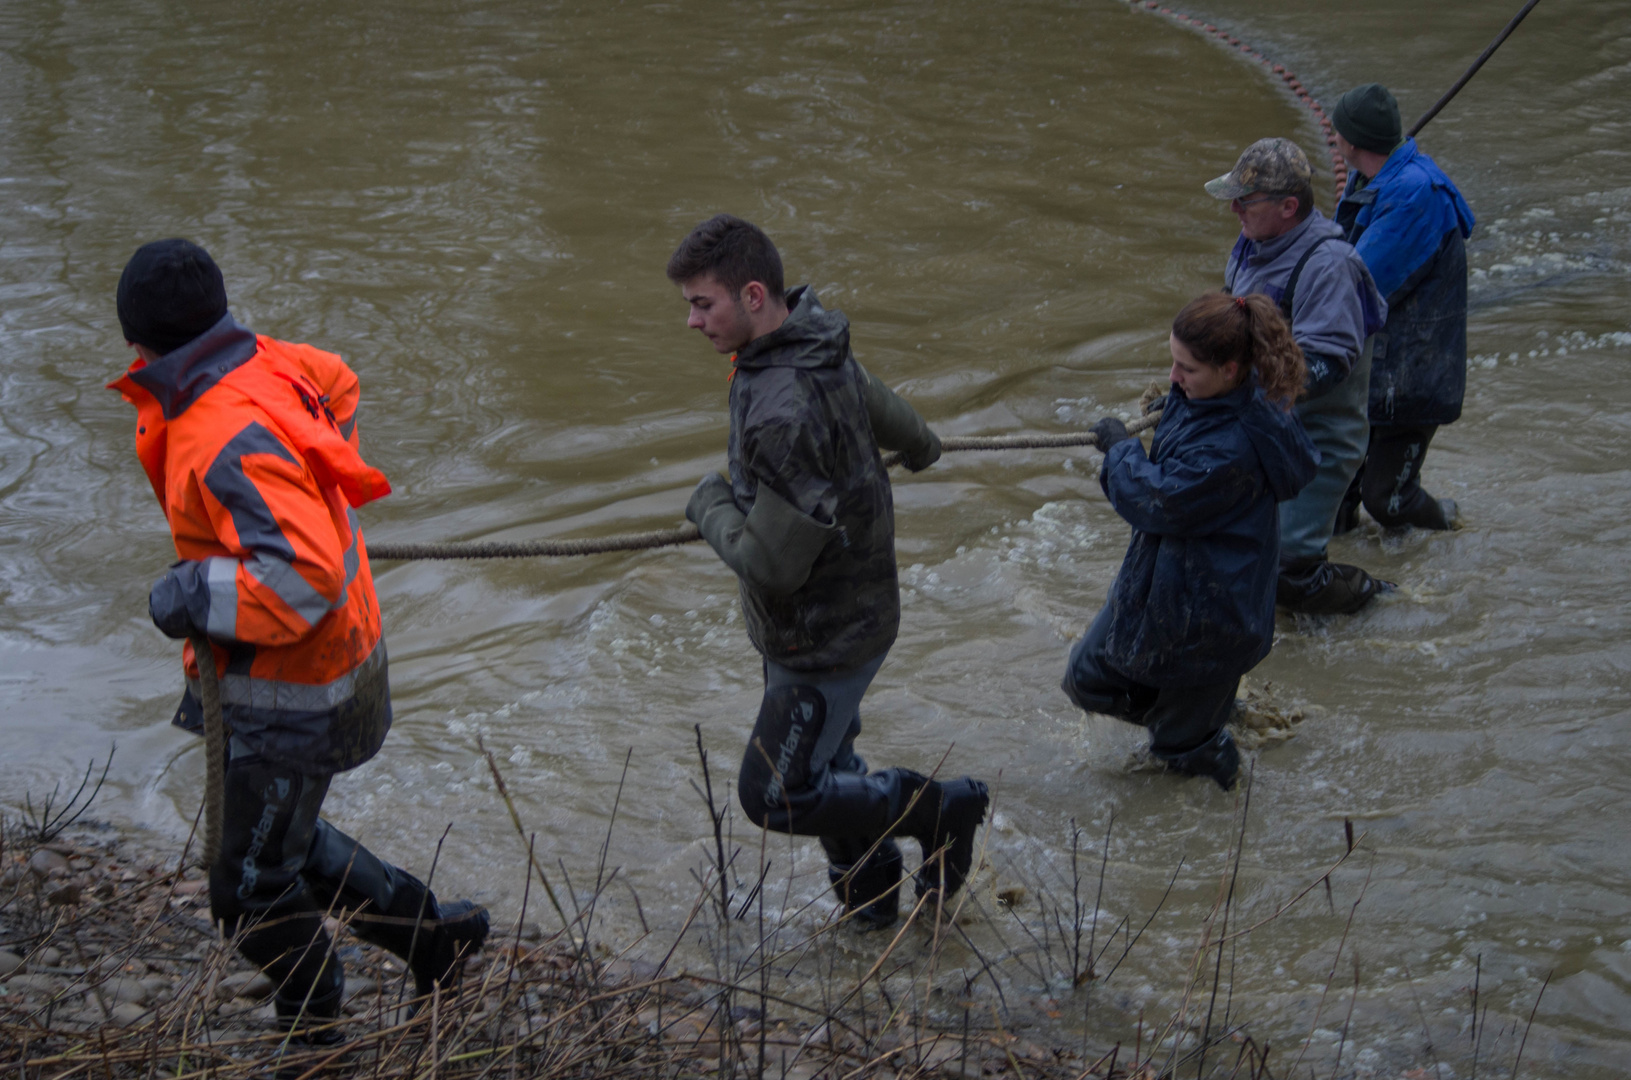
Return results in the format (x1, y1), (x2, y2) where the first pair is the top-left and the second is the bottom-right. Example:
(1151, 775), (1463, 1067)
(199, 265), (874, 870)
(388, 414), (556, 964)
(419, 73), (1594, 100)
(2, 737), (1547, 1079)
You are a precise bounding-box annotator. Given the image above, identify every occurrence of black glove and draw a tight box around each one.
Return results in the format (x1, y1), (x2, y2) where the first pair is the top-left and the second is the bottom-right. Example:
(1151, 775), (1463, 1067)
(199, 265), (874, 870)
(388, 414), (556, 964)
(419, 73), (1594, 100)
(148, 560), (213, 640)
(1090, 416), (1130, 453)
(685, 472), (737, 532)
(902, 428), (942, 472)
(1301, 351), (1349, 402)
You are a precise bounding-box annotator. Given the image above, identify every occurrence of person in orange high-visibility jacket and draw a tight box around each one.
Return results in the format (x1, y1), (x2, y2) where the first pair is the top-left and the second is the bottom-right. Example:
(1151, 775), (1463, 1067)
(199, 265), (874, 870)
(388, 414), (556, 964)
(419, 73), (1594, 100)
(110, 239), (487, 1040)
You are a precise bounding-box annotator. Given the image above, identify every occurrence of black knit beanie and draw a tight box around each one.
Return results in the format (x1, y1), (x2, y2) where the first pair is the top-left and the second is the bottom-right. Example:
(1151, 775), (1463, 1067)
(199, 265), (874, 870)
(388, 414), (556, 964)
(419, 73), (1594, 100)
(1331, 83), (1402, 155)
(116, 239), (228, 355)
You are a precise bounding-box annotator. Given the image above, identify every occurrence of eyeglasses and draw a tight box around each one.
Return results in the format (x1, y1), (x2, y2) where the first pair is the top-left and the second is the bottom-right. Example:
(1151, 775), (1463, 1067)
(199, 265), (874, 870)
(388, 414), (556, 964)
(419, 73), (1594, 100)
(1233, 194), (1285, 208)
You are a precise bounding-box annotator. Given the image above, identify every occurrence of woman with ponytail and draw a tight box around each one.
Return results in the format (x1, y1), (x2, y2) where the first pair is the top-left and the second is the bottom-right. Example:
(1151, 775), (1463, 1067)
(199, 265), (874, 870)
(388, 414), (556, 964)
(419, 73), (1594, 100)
(1062, 292), (1318, 789)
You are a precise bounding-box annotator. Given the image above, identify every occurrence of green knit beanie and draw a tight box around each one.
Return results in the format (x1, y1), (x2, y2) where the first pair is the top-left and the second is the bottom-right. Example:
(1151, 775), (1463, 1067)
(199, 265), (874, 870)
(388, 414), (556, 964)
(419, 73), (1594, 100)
(1332, 83), (1402, 155)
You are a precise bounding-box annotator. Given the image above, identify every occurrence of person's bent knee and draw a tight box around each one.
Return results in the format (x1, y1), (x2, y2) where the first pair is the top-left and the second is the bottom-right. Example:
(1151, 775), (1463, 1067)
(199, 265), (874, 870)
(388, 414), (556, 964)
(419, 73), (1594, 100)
(737, 736), (779, 829)
(737, 771), (773, 829)
(736, 745), (801, 831)
(1062, 665), (1113, 714)
(209, 755), (328, 923)
(739, 681), (825, 831)
(1359, 472), (1403, 523)
(208, 844), (297, 931)
(1063, 613), (1123, 714)
(1061, 638), (1093, 709)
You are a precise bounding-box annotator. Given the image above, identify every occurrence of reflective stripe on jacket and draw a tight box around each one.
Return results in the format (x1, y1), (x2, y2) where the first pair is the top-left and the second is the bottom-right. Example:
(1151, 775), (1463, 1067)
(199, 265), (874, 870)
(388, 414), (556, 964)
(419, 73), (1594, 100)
(110, 313), (394, 772)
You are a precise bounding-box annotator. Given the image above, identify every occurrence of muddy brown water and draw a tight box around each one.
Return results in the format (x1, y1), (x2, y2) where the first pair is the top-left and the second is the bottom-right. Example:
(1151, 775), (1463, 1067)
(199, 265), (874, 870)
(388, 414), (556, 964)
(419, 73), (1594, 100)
(2, 0), (1628, 1073)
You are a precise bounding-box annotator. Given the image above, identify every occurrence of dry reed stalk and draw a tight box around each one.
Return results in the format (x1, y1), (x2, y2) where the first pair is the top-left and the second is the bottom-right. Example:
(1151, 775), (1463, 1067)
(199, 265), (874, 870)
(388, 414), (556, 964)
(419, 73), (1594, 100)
(1286, 857), (1375, 1078)
(4, 745), (1555, 1080)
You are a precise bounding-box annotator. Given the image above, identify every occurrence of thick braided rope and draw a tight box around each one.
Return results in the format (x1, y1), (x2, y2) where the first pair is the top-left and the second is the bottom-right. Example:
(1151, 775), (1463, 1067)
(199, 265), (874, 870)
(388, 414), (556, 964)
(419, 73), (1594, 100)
(370, 525), (705, 561)
(204, 408), (1163, 870)
(191, 633), (226, 869)
(369, 405), (1162, 562)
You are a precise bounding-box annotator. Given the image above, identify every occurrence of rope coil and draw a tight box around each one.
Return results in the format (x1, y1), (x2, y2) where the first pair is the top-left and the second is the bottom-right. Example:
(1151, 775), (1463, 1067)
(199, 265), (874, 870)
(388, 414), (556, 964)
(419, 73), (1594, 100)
(368, 406), (1162, 562)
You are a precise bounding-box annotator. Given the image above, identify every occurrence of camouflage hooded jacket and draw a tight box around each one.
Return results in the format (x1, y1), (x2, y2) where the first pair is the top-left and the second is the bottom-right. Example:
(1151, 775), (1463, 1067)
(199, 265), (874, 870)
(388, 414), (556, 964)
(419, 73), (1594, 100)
(722, 286), (909, 671)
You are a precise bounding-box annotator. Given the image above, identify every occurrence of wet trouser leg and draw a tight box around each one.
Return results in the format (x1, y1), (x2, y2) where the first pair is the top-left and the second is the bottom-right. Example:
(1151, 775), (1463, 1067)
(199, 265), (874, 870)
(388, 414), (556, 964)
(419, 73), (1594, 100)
(1280, 340), (1372, 562)
(1358, 423), (1450, 529)
(209, 743), (343, 1020)
(303, 820), (488, 999)
(1061, 610), (1158, 730)
(738, 651), (908, 854)
(1062, 608), (1238, 759)
(301, 819), (440, 966)
(209, 738), (482, 1013)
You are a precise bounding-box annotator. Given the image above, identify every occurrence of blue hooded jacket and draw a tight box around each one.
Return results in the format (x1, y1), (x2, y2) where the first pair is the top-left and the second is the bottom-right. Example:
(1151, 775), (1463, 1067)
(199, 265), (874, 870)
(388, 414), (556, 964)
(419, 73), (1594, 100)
(1337, 139), (1476, 424)
(1098, 382), (1318, 688)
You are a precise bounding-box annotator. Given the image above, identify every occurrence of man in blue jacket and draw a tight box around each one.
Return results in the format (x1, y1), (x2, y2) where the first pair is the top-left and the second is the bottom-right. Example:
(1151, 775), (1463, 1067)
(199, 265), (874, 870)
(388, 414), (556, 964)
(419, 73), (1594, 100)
(1209, 138), (1390, 615)
(1331, 84), (1476, 532)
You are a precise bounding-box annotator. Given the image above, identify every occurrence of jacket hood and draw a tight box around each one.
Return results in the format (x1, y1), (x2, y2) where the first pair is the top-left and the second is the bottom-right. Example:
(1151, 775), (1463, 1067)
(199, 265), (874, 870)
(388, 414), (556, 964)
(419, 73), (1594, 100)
(109, 311), (257, 419)
(733, 285), (850, 371)
(1167, 381), (1318, 502)
(1236, 385), (1319, 500)
(1374, 139), (1475, 237)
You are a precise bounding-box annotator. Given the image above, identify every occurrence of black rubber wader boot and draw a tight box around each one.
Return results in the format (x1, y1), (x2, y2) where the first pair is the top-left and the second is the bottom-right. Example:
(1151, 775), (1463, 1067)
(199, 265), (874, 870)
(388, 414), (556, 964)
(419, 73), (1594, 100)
(1156, 729), (1241, 791)
(1276, 556), (1389, 615)
(269, 956), (346, 1037)
(1332, 488), (1362, 536)
(303, 820), (491, 1006)
(1336, 424), (1461, 534)
(267, 980), (348, 1080)
(210, 754), (349, 1048)
(822, 836), (903, 931)
(1336, 484), (1459, 535)
(892, 772), (990, 905)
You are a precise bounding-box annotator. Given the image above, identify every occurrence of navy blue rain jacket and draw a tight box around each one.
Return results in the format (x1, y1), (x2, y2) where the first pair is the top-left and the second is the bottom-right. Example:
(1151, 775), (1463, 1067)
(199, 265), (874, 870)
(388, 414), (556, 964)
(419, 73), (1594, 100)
(1098, 382), (1318, 688)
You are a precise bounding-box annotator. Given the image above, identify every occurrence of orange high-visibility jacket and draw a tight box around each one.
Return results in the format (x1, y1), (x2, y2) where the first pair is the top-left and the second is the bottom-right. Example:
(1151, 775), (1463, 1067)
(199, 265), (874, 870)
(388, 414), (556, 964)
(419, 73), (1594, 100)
(110, 314), (395, 772)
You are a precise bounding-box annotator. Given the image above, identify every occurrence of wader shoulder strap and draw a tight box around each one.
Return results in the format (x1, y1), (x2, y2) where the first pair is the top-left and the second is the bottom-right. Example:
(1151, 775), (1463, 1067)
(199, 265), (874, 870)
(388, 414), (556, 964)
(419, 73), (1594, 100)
(1279, 235), (1339, 323)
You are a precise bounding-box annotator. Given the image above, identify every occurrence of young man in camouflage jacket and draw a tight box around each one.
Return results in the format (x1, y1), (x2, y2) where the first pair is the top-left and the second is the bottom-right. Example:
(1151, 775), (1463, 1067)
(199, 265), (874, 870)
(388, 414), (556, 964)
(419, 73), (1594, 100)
(669, 214), (988, 929)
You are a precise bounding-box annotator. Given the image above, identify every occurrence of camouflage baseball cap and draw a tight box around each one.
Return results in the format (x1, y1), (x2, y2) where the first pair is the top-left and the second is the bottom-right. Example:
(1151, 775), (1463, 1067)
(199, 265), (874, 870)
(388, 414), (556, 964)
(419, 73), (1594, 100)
(1204, 137), (1312, 200)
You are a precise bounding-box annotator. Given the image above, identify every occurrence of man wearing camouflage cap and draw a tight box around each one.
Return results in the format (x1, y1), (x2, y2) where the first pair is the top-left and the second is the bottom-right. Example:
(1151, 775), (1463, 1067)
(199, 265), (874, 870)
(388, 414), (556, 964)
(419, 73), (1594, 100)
(1208, 137), (1390, 615)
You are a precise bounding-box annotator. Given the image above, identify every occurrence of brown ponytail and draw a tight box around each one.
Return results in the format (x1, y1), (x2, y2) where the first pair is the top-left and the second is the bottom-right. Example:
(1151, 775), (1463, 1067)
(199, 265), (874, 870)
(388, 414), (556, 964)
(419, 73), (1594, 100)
(1171, 292), (1307, 408)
